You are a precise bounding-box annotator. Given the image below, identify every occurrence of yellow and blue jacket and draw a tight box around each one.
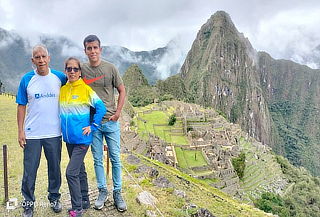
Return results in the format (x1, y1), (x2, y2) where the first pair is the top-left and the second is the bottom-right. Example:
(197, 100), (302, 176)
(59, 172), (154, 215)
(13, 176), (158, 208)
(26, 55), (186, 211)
(59, 78), (106, 145)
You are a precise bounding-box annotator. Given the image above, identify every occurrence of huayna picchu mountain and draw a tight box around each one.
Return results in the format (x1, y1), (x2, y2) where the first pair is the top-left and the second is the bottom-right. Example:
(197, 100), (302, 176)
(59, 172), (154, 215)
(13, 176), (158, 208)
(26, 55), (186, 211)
(167, 11), (274, 156)
(158, 11), (320, 176)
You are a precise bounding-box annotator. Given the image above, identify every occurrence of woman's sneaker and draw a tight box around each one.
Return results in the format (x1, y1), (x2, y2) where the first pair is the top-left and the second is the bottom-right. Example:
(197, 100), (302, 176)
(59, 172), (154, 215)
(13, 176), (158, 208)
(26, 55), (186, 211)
(68, 209), (83, 217)
(82, 200), (91, 209)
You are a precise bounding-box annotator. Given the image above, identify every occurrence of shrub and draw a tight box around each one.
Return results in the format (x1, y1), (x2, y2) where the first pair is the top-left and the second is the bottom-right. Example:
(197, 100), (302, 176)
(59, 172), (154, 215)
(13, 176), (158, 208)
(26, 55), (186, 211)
(168, 114), (177, 126)
(231, 152), (246, 179)
(254, 192), (290, 217)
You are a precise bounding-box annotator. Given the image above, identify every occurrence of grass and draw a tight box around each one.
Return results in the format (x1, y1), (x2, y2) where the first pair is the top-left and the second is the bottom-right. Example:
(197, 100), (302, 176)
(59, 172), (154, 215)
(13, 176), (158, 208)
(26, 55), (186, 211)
(238, 136), (284, 199)
(175, 147), (207, 169)
(127, 153), (270, 217)
(135, 110), (189, 145)
(175, 147), (188, 169)
(182, 150), (207, 167)
(134, 105), (209, 175)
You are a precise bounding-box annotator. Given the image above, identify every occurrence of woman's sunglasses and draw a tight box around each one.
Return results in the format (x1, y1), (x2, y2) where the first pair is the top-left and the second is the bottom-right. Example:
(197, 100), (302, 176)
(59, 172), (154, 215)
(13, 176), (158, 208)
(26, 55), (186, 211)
(65, 67), (80, 72)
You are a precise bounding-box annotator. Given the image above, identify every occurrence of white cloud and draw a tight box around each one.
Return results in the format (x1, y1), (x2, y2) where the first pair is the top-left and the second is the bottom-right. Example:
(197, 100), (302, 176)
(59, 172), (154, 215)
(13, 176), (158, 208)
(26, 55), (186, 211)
(0, 0), (320, 68)
(155, 35), (189, 79)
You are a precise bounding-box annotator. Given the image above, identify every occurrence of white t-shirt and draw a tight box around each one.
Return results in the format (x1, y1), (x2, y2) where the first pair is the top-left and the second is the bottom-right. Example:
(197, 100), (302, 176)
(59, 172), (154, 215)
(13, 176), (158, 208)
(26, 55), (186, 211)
(16, 69), (66, 139)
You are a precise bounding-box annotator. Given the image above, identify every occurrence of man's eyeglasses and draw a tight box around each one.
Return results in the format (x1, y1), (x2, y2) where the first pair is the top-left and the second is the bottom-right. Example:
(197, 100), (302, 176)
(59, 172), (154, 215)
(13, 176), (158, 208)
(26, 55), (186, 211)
(65, 67), (80, 72)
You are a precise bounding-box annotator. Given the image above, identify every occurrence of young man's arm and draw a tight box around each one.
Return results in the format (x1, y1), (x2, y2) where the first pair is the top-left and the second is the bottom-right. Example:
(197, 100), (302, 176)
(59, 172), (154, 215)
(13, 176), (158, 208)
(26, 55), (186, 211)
(17, 105), (26, 148)
(109, 84), (126, 121)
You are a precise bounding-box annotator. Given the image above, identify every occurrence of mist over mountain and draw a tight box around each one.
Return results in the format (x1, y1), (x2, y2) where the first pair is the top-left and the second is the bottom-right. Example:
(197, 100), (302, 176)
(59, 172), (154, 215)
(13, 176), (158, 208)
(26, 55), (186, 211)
(292, 44), (320, 69)
(103, 39), (185, 84)
(0, 28), (186, 92)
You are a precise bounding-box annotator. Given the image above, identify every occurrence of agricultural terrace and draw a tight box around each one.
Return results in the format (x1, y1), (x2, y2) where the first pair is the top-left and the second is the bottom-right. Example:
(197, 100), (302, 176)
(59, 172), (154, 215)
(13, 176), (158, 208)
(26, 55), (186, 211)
(133, 104), (208, 174)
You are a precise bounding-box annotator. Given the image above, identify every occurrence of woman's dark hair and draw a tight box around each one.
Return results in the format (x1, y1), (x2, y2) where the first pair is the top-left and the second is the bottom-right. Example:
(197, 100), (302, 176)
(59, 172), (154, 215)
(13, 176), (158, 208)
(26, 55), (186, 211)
(64, 57), (81, 71)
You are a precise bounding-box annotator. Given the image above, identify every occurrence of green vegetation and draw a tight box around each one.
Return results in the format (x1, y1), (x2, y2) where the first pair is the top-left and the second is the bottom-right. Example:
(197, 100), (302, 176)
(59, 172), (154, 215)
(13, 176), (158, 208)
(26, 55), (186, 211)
(253, 155), (320, 217)
(128, 86), (158, 107)
(231, 152), (246, 179)
(123, 64), (158, 107)
(269, 101), (311, 168)
(175, 147), (188, 169)
(230, 103), (240, 123)
(216, 109), (227, 120)
(168, 113), (177, 126)
(175, 147), (207, 169)
(254, 192), (289, 217)
(125, 153), (270, 217)
(135, 109), (189, 145)
(156, 75), (188, 101)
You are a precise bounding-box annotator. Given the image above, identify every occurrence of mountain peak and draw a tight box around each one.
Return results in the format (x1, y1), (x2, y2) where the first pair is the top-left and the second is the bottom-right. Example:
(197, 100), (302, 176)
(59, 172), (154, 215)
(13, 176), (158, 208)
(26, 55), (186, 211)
(197, 10), (239, 43)
(123, 64), (149, 93)
(209, 11), (233, 26)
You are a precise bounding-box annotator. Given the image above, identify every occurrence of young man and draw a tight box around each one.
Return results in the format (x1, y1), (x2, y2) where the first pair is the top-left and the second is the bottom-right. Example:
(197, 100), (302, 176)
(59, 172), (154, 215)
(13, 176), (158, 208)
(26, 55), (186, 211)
(81, 35), (127, 212)
(16, 45), (66, 217)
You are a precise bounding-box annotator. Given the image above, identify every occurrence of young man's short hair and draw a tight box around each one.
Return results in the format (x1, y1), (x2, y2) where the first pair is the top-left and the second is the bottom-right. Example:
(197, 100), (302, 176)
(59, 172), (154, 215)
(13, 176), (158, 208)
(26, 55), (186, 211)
(83, 35), (101, 48)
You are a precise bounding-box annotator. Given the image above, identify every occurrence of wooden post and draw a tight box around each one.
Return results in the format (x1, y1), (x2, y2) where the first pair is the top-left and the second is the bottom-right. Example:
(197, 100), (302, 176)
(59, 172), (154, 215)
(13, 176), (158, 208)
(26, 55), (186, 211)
(195, 146), (197, 161)
(104, 145), (110, 178)
(3, 144), (9, 203)
(143, 121), (147, 138)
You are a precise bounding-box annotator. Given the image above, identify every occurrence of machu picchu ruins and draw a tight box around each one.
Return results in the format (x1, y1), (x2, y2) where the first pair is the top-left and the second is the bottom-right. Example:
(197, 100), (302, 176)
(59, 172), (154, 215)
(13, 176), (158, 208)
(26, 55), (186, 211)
(120, 100), (288, 202)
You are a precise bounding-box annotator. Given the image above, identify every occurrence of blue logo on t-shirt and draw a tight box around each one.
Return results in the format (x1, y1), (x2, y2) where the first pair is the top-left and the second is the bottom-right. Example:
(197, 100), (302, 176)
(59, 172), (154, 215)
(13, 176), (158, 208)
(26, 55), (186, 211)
(72, 95), (79, 99)
(34, 93), (56, 99)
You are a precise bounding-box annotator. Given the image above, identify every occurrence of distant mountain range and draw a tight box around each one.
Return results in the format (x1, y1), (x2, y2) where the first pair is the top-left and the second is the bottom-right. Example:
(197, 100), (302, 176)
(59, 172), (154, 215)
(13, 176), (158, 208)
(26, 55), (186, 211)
(0, 28), (186, 92)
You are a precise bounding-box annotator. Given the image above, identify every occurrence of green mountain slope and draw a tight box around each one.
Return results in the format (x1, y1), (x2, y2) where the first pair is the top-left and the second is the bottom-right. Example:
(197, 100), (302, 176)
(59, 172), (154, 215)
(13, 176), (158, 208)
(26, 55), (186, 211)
(258, 52), (320, 175)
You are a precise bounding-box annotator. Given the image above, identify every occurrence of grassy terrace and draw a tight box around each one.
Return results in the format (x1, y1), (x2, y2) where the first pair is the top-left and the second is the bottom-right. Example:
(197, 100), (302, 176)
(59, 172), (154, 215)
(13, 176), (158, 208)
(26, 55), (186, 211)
(134, 107), (189, 145)
(175, 147), (207, 169)
(133, 105), (212, 176)
(239, 137), (284, 196)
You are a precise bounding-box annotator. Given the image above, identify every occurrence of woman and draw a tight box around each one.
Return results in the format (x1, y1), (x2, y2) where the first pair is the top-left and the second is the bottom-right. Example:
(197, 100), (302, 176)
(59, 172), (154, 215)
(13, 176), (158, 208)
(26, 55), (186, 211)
(60, 57), (106, 217)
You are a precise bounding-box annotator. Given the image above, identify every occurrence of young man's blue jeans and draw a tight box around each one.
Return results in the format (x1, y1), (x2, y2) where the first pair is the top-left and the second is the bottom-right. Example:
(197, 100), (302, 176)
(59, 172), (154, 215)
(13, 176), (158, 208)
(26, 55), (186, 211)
(91, 121), (122, 192)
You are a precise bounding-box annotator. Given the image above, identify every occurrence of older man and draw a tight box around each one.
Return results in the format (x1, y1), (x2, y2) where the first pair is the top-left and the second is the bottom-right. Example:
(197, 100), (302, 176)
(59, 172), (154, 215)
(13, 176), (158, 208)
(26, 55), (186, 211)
(16, 45), (66, 217)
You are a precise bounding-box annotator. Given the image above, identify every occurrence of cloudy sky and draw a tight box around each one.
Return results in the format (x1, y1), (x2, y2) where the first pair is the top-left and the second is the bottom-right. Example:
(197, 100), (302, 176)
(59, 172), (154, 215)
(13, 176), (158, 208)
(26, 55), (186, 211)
(1, 0), (320, 67)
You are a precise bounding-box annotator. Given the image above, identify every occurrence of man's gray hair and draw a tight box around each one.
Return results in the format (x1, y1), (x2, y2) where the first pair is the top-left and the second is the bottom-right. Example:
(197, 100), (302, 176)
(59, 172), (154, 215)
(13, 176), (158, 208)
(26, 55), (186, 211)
(32, 44), (49, 57)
